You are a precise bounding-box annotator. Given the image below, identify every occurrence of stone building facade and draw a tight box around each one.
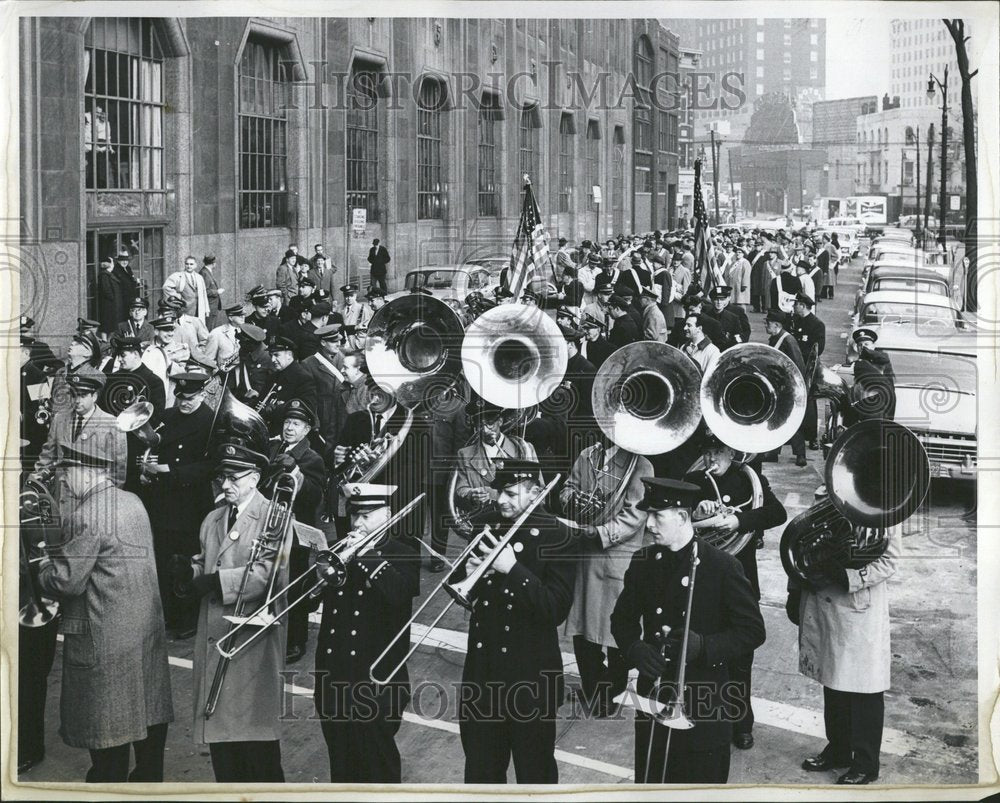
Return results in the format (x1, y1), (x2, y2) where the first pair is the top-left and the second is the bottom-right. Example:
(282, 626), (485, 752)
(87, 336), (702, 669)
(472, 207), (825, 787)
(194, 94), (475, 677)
(18, 16), (679, 335)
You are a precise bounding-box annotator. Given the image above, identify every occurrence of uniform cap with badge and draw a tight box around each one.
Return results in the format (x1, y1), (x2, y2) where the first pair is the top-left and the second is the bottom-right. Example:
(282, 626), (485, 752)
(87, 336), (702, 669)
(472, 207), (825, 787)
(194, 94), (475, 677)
(637, 477), (703, 512)
(267, 335), (297, 353)
(53, 442), (114, 471)
(344, 482), (397, 512)
(171, 372), (210, 399)
(281, 398), (316, 428)
(489, 458), (543, 491)
(67, 372), (106, 394)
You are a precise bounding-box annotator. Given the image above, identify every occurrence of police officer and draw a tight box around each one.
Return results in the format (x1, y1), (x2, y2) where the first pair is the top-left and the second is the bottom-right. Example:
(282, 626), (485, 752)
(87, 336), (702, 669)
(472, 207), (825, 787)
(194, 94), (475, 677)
(259, 336), (318, 429)
(683, 433), (786, 750)
(138, 372), (216, 637)
(705, 286), (750, 348)
(457, 459), (577, 783)
(313, 483), (420, 782)
(610, 477), (765, 784)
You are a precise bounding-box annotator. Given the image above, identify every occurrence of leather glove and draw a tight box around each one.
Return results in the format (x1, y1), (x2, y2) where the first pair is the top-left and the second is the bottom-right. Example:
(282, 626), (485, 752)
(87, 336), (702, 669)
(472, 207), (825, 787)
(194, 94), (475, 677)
(628, 641), (668, 679)
(663, 631), (704, 665)
(170, 554), (193, 585)
(189, 573), (222, 598)
(786, 588), (802, 625)
(272, 453), (296, 473)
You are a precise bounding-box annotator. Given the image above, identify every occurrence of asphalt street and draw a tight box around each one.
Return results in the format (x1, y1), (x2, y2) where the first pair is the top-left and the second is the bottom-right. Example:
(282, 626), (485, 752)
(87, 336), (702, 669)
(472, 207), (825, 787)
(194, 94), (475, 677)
(19, 251), (978, 787)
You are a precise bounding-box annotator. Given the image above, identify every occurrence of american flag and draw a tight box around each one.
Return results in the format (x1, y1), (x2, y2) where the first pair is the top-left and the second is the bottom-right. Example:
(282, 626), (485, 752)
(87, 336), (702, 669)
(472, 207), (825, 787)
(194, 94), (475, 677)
(507, 176), (552, 301)
(692, 158), (716, 293)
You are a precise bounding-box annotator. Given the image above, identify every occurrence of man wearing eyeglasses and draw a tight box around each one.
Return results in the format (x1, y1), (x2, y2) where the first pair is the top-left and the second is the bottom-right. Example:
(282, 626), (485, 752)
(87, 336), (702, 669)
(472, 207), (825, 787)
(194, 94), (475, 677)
(172, 441), (289, 783)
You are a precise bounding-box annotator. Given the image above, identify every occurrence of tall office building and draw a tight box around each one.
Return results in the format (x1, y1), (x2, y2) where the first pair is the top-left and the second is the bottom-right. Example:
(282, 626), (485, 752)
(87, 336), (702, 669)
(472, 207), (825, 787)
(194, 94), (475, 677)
(890, 18), (967, 111)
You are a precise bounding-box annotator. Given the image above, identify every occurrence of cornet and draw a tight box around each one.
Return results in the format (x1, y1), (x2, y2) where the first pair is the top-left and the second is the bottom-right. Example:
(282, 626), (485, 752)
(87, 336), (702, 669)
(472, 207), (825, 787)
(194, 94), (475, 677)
(369, 474), (560, 686)
(215, 494), (425, 661)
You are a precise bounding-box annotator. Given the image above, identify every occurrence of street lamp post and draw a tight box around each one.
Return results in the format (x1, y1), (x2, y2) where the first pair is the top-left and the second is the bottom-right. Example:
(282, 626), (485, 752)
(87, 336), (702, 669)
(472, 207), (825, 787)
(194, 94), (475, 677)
(927, 67), (948, 247)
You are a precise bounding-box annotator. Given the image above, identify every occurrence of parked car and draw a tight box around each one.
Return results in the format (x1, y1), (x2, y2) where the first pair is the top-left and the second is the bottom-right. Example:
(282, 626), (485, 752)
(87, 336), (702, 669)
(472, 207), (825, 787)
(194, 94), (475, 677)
(835, 330), (977, 480)
(389, 265), (500, 304)
(466, 255), (510, 278)
(853, 265), (952, 317)
(818, 227), (861, 259)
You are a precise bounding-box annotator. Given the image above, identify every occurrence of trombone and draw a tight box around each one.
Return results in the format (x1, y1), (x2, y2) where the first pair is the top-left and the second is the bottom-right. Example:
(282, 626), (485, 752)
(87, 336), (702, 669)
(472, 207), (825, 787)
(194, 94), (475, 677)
(369, 474), (560, 687)
(215, 493), (426, 661)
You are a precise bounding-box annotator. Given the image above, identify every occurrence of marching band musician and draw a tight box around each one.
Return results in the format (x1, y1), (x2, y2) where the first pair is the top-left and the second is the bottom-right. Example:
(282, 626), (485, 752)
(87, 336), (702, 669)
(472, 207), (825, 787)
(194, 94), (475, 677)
(791, 293), (826, 451)
(173, 440), (289, 782)
(113, 296), (154, 346)
(203, 303), (247, 369)
(301, 319), (349, 451)
(610, 478), (765, 784)
(139, 373), (216, 638)
(103, 336), (166, 422)
(562, 435), (653, 718)
(245, 286), (281, 339)
(849, 328), (896, 422)
(457, 459), (577, 783)
(230, 323), (273, 405)
(683, 433), (787, 750)
(314, 483), (420, 782)
(37, 442), (174, 782)
(579, 313), (614, 369)
(34, 372), (127, 489)
(789, 529), (902, 785)
(259, 336), (318, 428)
(266, 399), (326, 663)
(453, 397), (539, 542)
(49, 329), (103, 417)
(142, 315), (190, 408)
(20, 334), (51, 470)
(705, 286), (750, 349)
(606, 294), (641, 348)
(581, 276), (614, 333)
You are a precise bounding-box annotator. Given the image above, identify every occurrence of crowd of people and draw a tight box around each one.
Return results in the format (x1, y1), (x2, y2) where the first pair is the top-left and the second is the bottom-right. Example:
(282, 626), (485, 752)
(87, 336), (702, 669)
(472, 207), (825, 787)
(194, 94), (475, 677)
(18, 222), (900, 788)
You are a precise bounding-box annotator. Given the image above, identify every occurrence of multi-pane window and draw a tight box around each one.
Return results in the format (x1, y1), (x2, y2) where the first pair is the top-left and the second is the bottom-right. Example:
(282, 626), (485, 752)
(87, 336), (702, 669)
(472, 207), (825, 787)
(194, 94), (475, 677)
(417, 79), (444, 219)
(586, 120), (600, 200)
(634, 105), (652, 152)
(559, 114), (574, 213)
(84, 18), (164, 193)
(477, 95), (500, 217)
(519, 106), (539, 179)
(85, 228), (163, 318)
(658, 111), (669, 152)
(346, 68), (379, 222)
(239, 38), (288, 228)
(634, 36), (653, 88)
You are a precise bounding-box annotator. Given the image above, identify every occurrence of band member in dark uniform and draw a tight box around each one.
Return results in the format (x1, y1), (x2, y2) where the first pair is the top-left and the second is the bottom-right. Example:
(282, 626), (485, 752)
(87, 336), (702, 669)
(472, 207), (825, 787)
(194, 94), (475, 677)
(139, 372), (215, 637)
(259, 336), (318, 429)
(791, 293), (825, 450)
(457, 460), (577, 783)
(579, 313), (615, 368)
(37, 443), (173, 782)
(102, 337), (166, 419)
(562, 436), (653, 717)
(175, 440), (289, 782)
(607, 295), (641, 349)
(265, 399), (326, 663)
(611, 477), (765, 784)
(314, 483), (420, 782)
(762, 309), (808, 465)
(245, 286), (281, 340)
(20, 334), (51, 471)
(113, 297), (155, 346)
(705, 286), (750, 349)
(849, 328), (896, 421)
(683, 433), (786, 749)
(230, 323), (273, 406)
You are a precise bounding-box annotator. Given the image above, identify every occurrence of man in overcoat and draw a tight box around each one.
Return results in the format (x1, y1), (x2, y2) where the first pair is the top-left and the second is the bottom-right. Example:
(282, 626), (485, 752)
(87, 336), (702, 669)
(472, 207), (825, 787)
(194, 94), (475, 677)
(561, 438), (653, 717)
(457, 460), (577, 783)
(175, 440), (290, 782)
(610, 477), (765, 784)
(37, 444), (173, 782)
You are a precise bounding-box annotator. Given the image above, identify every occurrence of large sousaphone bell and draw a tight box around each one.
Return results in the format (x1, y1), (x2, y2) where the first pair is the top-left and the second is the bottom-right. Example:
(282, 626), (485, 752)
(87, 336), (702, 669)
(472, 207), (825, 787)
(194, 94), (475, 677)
(700, 343), (808, 454)
(365, 294), (466, 408)
(780, 419), (930, 587)
(592, 342), (703, 455)
(461, 304), (567, 408)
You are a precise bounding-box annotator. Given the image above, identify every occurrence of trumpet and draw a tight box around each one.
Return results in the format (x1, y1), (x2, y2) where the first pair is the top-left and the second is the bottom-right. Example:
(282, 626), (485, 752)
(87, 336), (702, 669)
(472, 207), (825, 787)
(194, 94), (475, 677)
(204, 470), (300, 719)
(215, 494), (425, 660)
(253, 385), (278, 413)
(34, 397), (53, 427)
(370, 474), (560, 686)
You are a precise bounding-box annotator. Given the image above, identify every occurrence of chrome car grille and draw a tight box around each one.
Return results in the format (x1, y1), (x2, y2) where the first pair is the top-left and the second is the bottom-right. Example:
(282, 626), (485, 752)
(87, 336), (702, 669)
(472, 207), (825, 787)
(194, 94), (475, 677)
(919, 431), (977, 466)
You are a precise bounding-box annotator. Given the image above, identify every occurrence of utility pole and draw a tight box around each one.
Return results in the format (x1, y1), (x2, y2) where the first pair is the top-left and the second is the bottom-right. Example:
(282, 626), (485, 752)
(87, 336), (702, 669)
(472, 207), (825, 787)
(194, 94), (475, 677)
(727, 148), (737, 222)
(928, 65), (948, 247)
(798, 155), (804, 218)
(924, 123), (934, 236)
(710, 129), (720, 225)
(915, 127), (921, 243)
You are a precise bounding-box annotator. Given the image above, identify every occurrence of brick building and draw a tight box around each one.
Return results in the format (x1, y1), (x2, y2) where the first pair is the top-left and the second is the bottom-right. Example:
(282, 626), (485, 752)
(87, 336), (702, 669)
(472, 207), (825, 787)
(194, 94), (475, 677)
(18, 16), (679, 335)
(811, 95), (877, 199)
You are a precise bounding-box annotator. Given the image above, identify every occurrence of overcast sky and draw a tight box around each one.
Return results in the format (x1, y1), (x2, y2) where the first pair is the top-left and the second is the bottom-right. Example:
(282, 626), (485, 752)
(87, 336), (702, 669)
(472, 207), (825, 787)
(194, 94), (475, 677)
(826, 17), (892, 99)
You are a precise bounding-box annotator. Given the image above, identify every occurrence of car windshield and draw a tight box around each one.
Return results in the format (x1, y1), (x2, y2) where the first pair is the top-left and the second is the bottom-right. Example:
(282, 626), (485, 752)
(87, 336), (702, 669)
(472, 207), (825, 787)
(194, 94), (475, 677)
(861, 301), (957, 326)
(404, 270), (461, 290)
(881, 350), (977, 393)
(871, 278), (948, 295)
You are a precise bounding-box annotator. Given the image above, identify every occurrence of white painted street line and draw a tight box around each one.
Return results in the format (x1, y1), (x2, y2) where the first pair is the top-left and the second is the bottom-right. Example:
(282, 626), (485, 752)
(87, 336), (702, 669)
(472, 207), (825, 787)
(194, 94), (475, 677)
(783, 492), (804, 508)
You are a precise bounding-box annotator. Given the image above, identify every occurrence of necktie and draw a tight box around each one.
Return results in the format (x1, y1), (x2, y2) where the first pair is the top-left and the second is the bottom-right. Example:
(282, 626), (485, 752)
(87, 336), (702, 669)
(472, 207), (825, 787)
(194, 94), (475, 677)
(72, 413), (84, 441)
(374, 413), (384, 434)
(228, 506), (238, 531)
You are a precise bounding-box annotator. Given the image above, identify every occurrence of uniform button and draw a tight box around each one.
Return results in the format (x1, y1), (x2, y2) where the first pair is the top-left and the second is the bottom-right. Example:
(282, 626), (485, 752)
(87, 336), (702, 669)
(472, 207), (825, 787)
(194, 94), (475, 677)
(506, 604), (512, 610)
(326, 648), (332, 654)
(351, 630), (356, 636)
(476, 642), (483, 648)
(332, 609), (337, 614)
(501, 647), (507, 653)
(358, 589), (364, 596)
(504, 625), (510, 632)
(216, 560), (222, 567)
(483, 600), (488, 606)
(338, 590), (344, 596)
(329, 629), (335, 635)
(681, 576), (690, 587)
(178, 444), (183, 449)
(350, 650), (356, 656)
(486, 579), (492, 586)
(655, 607), (662, 614)
(354, 610), (360, 616)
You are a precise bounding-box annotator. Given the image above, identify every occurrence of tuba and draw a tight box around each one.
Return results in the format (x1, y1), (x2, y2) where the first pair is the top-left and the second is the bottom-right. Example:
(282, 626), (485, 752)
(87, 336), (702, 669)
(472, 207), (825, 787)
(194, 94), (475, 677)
(20, 473), (61, 627)
(780, 420), (929, 588)
(591, 342), (703, 456)
(700, 343), (808, 454)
